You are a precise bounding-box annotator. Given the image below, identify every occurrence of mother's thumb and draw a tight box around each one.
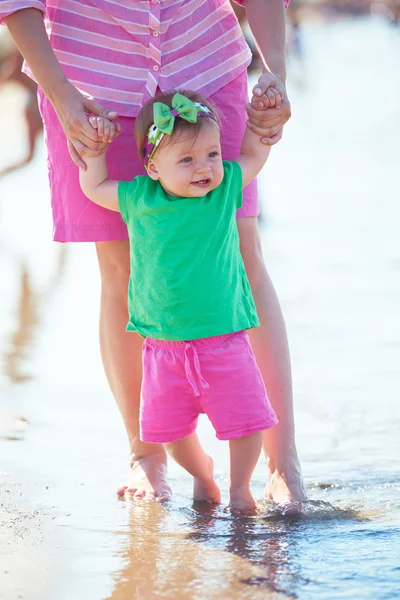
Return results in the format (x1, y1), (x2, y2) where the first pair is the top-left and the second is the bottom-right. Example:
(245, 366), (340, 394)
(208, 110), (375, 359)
(84, 97), (118, 120)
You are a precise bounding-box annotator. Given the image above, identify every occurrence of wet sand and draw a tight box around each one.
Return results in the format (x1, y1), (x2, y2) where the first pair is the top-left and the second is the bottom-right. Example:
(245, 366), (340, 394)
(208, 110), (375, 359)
(0, 471), (61, 600)
(1, 17), (400, 600)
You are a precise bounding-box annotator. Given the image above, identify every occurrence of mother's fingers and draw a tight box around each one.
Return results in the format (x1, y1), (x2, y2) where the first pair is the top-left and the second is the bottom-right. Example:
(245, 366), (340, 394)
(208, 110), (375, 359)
(261, 129), (283, 146)
(67, 139), (86, 169)
(246, 121), (283, 138)
(247, 100), (290, 126)
(64, 113), (102, 144)
(245, 109), (284, 130)
(72, 137), (107, 157)
(65, 109), (111, 144)
(75, 130), (108, 152)
(246, 97), (290, 121)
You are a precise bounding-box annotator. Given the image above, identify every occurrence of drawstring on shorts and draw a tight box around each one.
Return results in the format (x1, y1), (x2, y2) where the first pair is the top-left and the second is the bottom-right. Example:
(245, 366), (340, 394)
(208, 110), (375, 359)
(183, 342), (210, 396)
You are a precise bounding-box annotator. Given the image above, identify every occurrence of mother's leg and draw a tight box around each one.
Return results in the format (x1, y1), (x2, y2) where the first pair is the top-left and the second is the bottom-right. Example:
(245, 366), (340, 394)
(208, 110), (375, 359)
(96, 240), (171, 500)
(237, 217), (307, 503)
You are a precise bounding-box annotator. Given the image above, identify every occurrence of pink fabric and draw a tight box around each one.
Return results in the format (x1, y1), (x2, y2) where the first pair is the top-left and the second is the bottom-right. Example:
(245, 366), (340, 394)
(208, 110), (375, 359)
(39, 69), (259, 243)
(140, 331), (278, 443)
(234, 0), (290, 8)
(1, 0), (254, 117)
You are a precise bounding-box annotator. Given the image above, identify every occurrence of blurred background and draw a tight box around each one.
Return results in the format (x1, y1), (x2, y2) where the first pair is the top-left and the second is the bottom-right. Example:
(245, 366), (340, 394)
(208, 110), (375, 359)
(0, 3), (399, 600)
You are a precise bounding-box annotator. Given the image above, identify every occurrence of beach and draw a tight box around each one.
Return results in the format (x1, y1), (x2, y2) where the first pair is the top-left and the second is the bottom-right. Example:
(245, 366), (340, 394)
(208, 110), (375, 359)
(1, 17), (400, 600)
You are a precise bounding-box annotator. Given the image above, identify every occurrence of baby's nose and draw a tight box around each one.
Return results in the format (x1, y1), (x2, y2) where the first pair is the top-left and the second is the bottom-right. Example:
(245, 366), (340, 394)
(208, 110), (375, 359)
(197, 162), (211, 173)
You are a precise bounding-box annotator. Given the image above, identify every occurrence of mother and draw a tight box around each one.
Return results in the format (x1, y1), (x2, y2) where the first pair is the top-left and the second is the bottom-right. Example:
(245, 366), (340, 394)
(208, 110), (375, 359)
(2, 0), (306, 503)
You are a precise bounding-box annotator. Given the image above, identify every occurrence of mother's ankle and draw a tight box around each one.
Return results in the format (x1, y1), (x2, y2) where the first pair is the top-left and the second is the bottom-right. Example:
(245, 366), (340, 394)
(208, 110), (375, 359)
(129, 446), (167, 468)
(266, 453), (302, 481)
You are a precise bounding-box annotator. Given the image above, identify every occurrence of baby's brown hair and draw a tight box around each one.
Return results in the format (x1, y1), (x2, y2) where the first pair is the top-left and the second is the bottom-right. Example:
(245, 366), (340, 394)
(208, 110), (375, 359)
(134, 90), (220, 165)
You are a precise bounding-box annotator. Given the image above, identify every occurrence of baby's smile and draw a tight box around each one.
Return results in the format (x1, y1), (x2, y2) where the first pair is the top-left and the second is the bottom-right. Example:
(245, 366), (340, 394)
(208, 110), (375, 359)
(191, 178), (211, 188)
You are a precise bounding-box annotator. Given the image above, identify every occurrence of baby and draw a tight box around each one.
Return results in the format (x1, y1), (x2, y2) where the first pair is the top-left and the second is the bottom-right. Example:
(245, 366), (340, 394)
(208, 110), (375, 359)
(80, 90), (278, 513)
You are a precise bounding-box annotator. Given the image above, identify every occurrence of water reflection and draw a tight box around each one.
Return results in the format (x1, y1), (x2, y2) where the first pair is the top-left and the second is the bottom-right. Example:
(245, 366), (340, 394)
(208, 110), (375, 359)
(1, 244), (67, 383)
(187, 504), (303, 598)
(108, 502), (298, 600)
(107, 499), (363, 600)
(3, 261), (38, 383)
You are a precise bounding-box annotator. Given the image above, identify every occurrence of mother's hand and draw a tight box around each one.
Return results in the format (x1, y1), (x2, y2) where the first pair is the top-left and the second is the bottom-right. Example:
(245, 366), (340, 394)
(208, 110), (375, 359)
(50, 81), (121, 169)
(246, 71), (291, 145)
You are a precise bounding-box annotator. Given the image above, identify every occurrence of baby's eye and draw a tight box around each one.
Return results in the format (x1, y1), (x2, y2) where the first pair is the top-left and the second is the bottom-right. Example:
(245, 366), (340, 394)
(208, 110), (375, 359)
(181, 156), (192, 163)
(208, 152), (218, 158)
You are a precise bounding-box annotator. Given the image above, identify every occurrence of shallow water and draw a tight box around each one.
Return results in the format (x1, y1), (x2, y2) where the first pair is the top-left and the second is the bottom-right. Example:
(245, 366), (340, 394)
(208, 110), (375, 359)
(1, 16), (400, 600)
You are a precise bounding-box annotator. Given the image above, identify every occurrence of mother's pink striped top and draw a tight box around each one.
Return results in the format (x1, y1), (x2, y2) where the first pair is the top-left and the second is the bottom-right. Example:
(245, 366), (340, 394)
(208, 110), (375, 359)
(1, 0), (272, 116)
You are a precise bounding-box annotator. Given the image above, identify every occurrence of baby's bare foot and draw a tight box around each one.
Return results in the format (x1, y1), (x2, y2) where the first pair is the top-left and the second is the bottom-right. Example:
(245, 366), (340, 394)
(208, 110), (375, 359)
(117, 455), (172, 502)
(229, 485), (257, 515)
(193, 457), (221, 504)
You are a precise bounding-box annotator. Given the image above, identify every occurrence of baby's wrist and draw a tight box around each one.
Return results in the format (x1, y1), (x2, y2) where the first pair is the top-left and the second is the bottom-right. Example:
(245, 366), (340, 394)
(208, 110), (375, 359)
(84, 148), (108, 163)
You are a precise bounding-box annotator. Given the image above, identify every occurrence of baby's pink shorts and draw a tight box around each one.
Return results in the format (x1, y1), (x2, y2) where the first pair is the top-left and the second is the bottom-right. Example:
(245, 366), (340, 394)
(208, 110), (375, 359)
(140, 331), (278, 444)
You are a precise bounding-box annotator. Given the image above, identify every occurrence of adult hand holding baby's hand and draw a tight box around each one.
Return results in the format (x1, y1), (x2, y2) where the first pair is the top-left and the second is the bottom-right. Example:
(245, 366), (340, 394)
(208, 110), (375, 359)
(245, 71), (291, 145)
(88, 115), (121, 145)
(50, 80), (121, 169)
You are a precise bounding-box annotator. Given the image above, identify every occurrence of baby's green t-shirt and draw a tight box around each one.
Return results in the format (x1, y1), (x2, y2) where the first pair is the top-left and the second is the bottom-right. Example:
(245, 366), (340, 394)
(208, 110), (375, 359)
(118, 160), (259, 341)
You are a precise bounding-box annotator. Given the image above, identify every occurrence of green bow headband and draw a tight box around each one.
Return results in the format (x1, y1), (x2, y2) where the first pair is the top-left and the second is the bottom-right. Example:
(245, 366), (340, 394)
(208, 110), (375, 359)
(143, 93), (216, 165)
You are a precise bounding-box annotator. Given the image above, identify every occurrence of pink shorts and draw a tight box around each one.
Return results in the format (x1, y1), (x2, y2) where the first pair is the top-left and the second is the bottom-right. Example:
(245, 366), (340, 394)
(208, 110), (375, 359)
(38, 70), (259, 243)
(140, 331), (278, 443)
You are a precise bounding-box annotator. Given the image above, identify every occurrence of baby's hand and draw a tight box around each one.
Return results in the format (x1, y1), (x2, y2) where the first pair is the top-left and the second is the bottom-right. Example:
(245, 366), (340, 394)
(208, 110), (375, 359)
(252, 86), (284, 110)
(88, 114), (121, 144)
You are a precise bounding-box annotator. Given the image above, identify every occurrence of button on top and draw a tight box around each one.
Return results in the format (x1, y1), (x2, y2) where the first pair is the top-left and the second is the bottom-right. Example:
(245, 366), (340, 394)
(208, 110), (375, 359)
(152, 30), (159, 37)
(153, 65), (159, 72)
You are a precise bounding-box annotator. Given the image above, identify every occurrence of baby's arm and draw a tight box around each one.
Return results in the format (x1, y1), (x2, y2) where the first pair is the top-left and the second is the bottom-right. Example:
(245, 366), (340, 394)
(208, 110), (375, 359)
(236, 116), (272, 189)
(236, 85), (282, 188)
(79, 115), (119, 211)
(79, 118), (119, 211)
(79, 152), (119, 211)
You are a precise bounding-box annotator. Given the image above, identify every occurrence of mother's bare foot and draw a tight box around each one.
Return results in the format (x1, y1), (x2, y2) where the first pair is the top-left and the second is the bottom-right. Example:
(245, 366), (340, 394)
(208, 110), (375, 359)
(229, 485), (257, 515)
(193, 457), (221, 504)
(265, 465), (307, 504)
(117, 455), (172, 502)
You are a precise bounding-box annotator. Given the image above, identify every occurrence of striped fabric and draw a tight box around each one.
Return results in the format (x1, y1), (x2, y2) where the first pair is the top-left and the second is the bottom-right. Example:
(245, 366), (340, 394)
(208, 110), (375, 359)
(0, 0), (271, 116)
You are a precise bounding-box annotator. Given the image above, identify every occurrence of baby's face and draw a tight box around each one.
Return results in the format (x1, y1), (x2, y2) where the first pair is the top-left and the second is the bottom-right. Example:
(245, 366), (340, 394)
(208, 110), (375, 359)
(147, 120), (224, 198)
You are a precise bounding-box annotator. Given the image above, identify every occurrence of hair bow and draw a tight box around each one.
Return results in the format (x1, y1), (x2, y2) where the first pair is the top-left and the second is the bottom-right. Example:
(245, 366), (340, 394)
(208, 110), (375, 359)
(153, 93), (198, 134)
(143, 93), (216, 166)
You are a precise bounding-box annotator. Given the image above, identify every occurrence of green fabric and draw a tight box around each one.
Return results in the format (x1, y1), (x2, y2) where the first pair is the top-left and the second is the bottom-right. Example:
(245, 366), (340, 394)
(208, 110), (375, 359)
(118, 161), (259, 341)
(153, 93), (198, 134)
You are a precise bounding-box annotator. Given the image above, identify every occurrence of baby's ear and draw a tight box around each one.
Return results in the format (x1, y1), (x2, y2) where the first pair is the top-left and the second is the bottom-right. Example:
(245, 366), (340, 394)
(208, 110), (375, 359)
(146, 161), (160, 180)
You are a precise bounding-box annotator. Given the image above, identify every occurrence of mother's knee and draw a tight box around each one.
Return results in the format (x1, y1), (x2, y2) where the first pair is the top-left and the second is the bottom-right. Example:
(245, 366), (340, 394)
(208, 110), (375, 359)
(96, 240), (131, 297)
